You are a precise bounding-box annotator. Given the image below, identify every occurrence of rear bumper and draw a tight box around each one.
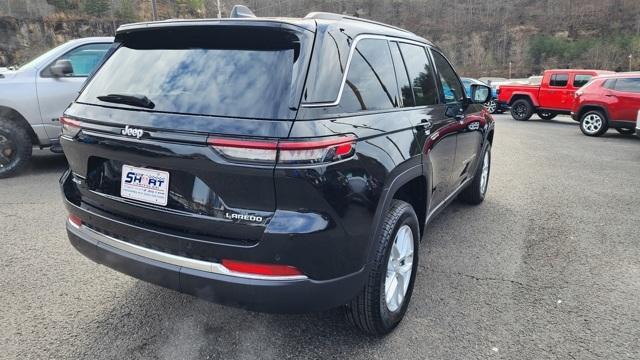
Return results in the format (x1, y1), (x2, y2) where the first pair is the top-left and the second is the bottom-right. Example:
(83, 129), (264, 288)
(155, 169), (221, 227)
(66, 219), (366, 313)
(61, 170), (367, 313)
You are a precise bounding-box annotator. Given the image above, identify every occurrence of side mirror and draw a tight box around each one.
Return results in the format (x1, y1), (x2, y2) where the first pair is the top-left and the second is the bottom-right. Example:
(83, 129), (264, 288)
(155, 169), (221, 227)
(470, 84), (491, 104)
(50, 59), (74, 77)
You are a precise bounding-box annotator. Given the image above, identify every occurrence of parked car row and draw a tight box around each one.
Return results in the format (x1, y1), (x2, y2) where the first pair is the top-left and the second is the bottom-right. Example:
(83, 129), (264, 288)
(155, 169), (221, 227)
(496, 69), (639, 137)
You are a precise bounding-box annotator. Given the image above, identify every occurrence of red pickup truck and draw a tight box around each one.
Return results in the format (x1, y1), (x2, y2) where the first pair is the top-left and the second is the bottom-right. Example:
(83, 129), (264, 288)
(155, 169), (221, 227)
(497, 69), (614, 121)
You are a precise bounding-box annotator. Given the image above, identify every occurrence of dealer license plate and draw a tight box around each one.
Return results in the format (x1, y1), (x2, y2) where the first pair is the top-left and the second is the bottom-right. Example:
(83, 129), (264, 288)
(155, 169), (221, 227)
(120, 165), (169, 206)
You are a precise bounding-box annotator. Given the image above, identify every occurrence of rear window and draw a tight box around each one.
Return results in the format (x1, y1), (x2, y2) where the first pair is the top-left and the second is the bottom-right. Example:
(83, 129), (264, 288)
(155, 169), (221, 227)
(78, 27), (310, 120)
(573, 74), (593, 87)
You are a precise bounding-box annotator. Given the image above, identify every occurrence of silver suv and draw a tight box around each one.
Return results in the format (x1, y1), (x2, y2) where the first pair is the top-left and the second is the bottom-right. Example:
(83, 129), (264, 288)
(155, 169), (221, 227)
(0, 37), (112, 178)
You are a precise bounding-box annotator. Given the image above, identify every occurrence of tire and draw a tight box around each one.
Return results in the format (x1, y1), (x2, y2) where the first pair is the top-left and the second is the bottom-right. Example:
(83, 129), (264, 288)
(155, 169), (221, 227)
(0, 118), (32, 178)
(459, 144), (491, 205)
(484, 98), (498, 114)
(537, 111), (557, 120)
(615, 128), (635, 135)
(510, 99), (533, 121)
(580, 110), (608, 137)
(345, 200), (419, 335)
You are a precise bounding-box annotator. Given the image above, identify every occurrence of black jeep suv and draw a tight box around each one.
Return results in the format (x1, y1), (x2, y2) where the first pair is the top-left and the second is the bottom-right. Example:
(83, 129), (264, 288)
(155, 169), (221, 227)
(60, 9), (494, 335)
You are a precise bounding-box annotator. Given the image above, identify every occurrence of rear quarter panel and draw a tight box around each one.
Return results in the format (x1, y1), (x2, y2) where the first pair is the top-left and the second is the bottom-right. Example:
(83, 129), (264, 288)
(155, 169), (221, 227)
(279, 109), (422, 278)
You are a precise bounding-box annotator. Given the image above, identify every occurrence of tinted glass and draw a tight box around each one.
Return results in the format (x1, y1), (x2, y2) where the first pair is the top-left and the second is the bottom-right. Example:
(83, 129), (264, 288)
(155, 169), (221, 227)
(302, 25), (350, 103)
(340, 39), (399, 112)
(398, 43), (438, 106)
(614, 78), (640, 93)
(603, 79), (617, 89)
(431, 50), (465, 103)
(389, 42), (414, 107)
(79, 28), (307, 119)
(45, 43), (111, 77)
(573, 74), (592, 87)
(550, 74), (569, 87)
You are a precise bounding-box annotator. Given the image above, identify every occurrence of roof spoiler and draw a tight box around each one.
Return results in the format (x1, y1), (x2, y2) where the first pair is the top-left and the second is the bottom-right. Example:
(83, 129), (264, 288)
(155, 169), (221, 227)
(230, 5), (256, 18)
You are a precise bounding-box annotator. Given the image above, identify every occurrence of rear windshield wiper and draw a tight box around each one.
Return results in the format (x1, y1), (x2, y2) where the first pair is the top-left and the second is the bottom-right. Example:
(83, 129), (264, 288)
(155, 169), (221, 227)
(97, 93), (155, 109)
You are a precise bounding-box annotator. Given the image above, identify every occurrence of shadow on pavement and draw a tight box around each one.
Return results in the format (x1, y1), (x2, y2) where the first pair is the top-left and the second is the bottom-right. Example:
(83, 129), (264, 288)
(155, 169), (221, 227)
(522, 118), (578, 126)
(11, 150), (68, 179)
(79, 281), (377, 359)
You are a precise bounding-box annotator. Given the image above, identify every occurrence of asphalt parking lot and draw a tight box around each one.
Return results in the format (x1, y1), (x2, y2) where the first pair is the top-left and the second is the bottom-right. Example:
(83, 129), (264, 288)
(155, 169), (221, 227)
(1, 114), (639, 359)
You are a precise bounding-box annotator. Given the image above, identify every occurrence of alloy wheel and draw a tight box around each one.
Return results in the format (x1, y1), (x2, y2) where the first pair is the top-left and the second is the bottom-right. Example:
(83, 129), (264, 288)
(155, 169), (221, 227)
(385, 225), (414, 312)
(582, 114), (603, 134)
(480, 151), (490, 194)
(485, 99), (497, 113)
(513, 104), (527, 119)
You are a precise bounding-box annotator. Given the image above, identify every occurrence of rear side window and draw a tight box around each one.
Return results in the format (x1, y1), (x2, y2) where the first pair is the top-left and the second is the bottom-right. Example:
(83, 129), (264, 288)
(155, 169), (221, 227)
(603, 79), (617, 89)
(78, 27), (310, 120)
(614, 78), (640, 93)
(550, 74), (569, 87)
(431, 50), (465, 104)
(340, 39), (399, 112)
(573, 74), (593, 87)
(389, 42), (415, 107)
(398, 43), (438, 106)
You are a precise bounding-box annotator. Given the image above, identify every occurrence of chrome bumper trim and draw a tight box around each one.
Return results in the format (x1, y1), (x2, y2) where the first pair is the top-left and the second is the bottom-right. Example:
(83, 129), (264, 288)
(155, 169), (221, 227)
(67, 220), (308, 281)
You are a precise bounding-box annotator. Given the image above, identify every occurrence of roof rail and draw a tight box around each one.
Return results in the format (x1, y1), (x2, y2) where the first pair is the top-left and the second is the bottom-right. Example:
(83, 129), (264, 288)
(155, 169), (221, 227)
(305, 12), (410, 34)
(230, 5), (256, 18)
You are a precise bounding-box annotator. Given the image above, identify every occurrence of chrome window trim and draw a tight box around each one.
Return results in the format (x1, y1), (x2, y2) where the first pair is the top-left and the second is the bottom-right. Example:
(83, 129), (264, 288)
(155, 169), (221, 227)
(67, 220), (308, 281)
(300, 34), (430, 108)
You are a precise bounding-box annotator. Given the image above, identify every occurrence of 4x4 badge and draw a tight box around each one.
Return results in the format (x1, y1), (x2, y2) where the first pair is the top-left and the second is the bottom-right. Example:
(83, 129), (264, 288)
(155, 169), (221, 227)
(121, 125), (145, 139)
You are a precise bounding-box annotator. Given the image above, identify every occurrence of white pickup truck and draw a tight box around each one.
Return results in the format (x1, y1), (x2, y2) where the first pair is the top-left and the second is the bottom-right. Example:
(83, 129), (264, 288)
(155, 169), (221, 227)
(0, 37), (113, 178)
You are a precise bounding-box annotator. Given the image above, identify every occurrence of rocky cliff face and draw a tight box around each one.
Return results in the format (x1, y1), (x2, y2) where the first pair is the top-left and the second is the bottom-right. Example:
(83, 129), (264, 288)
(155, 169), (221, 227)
(0, 17), (116, 67)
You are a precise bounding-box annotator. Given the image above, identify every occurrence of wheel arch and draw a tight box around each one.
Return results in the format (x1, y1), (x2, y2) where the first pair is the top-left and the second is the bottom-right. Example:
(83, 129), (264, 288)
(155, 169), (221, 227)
(509, 94), (537, 107)
(365, 165), (426, 269)
(578, 104), (610, 122)
(0, 106), (39, 145)
(392, 175), (427, 238)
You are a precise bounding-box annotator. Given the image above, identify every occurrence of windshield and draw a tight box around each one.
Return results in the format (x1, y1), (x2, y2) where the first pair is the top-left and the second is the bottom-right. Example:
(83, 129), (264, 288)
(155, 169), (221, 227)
(78, 27), (310, 120)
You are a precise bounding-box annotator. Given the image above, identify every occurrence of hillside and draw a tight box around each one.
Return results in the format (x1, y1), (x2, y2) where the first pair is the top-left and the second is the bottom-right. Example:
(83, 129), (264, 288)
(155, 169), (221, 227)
(1, 0), (639, 77)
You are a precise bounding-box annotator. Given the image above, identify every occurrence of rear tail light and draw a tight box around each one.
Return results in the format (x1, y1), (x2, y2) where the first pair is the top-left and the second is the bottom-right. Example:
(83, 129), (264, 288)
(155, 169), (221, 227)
(221, 259), (303, 277)
(207, 138), (278, 163)
(278, 137), (355, 164)
(68, 214), (82, 228)
(60, 117), (81, 138)
(208, 135), (355, 165)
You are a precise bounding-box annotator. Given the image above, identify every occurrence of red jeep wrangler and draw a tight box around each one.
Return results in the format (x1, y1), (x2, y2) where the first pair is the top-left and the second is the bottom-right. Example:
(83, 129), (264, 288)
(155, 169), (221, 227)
(497, 69), (613, 121)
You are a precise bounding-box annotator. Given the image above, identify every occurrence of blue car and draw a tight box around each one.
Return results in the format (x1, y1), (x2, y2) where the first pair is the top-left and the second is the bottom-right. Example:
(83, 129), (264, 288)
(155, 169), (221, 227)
(461, 77), (507, 114)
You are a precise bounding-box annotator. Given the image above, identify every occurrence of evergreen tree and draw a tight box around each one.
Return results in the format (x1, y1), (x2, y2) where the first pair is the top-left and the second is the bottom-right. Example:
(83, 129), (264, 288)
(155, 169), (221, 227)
(83, 0), (110, 17)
